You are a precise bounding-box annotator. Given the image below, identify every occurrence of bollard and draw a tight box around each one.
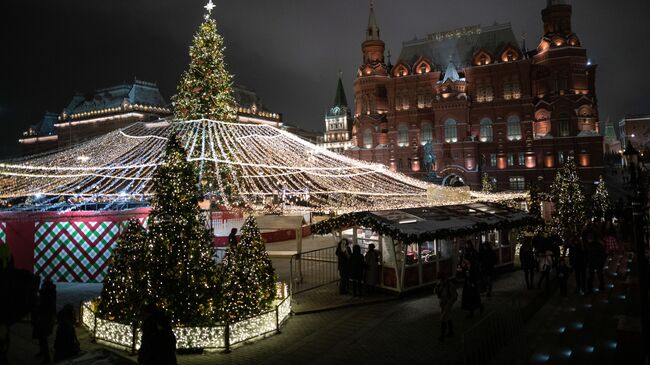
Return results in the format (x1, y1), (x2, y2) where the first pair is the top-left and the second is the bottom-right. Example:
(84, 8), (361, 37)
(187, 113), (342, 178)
(223, 322), (231, 353)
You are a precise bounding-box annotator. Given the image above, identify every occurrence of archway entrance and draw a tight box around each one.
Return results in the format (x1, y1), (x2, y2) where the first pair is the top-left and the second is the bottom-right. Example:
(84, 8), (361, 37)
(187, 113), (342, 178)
(442, 174), (466, 187)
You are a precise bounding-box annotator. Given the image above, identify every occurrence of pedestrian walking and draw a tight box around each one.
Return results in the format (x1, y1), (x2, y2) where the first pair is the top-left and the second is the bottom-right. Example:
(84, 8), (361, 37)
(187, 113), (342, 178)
(138, 305), (177, 365)
(479, 241), (497, 296)
(349, 244), (365, 296)
(569, 237), (587, 294)
(603, 228), (621, 258)
(434, 272), (457, 342)
(537, 250), (553, 290)
(364, 244), (380, 294)
(519, 239), (536, 290)
(460, 242), (483, 318)
(585, 230), (606, 293)
(34, 278), (56, 364)
(557, 258), (570, 297)
(336, 239), (351, 294)
(53, 304), (79, 362)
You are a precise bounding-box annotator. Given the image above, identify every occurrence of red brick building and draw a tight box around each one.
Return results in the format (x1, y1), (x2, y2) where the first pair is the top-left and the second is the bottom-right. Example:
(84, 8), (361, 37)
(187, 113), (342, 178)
(345, 0), (603, 191)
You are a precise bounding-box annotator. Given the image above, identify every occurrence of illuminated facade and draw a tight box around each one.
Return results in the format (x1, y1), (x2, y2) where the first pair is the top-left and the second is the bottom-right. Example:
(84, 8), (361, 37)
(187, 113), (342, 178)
(619, 114), (650, 156)
(345, 1), (604, 191)
(19, 80), (282, 154)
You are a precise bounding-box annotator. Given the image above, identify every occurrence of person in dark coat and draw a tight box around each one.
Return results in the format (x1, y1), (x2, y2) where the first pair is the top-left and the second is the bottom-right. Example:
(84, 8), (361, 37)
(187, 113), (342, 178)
(519, 239), (536, 290)
(557, 258), (571, 297)
(435, 272), (458, 342)
(569, 237), (587, 294)
(584, 230), (606, 293)
(478, 242), (497, 296)
(348, 245), (365, 296)
(228, 228), (238, 247)
(460, 242), (483, 318)
(34, 278), (56, 363)
(335, 239), (351, 294)
(364, 244), (380, 294)
(53, 304), (79, 362)
(138, 305), (176, 365)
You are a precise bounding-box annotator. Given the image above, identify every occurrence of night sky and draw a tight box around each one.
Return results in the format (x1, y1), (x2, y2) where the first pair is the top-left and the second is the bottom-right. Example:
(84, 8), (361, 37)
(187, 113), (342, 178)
(1, 0), (648, 157)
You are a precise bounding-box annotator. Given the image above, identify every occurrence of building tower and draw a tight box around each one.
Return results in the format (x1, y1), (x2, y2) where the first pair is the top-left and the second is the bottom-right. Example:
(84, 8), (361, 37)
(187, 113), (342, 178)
(533, 0), (599, 141)
(320, 72), (353, 153)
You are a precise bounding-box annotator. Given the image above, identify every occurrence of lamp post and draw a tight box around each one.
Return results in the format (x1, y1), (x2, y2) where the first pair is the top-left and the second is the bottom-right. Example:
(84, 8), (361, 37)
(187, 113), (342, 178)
(623, 141), (649, 364)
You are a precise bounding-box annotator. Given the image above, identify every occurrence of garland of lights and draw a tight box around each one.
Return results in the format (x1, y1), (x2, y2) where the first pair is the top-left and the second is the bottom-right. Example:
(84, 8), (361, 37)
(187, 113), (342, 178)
(1, 118), (520, 212)
(312, 204), (541, 243)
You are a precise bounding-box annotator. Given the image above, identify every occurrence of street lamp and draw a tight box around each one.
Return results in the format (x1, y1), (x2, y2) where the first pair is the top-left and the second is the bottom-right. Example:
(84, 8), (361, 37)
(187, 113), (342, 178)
(623, 140), (649, 365)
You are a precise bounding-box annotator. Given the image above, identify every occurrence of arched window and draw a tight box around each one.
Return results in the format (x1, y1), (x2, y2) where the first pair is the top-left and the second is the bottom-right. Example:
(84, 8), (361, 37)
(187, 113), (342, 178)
(420, 122), (432, 145)
(558, 113), (570, 137)
(444, 119), (458, 143)
(479, 118), (493, 142)
(398, 123), (409, 147)
(507, 115), (522, 141)
(363, 128), (373, 148)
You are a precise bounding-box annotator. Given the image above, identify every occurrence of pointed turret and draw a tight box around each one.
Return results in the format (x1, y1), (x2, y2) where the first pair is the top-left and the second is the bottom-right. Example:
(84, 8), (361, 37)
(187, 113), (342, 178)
(333, 71), (348, 108)
(360, 1), (385, 69)
(367, 1), (380, 40)
(441, 61), (461, 83)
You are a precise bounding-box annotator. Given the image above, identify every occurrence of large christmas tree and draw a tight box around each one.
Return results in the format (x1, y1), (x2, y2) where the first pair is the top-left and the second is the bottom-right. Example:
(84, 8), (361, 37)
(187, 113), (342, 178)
(172, 5), (242, 207)
(147, 135), (219, 325)
(550, 158), (587, 242)
(98, 220), (149, 323)
(591, 175), (611, 222)
(527, 182), (542, 222)
(219, 216), (276, 322)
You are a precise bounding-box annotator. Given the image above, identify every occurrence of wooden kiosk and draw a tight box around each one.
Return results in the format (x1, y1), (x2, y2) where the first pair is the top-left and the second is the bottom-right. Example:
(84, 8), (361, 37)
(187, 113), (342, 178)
(313, 202), (536, 293)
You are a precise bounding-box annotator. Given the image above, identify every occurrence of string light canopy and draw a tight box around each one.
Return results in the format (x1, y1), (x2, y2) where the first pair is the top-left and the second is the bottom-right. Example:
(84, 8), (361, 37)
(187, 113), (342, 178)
(0, 119), (499, 212)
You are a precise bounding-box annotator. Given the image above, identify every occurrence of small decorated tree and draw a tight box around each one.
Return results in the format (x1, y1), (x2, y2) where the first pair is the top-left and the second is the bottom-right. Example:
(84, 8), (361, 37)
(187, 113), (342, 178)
(98, 220), (148, 323)
(172, 11), (242, 207)
(220, 216), (276, 322)
(527, 182), (542, 222)
(147, 135), (219, 324)
(591, 175), (611, 222)
(550, 158), (587, 242)
(481, 173), (496, 193)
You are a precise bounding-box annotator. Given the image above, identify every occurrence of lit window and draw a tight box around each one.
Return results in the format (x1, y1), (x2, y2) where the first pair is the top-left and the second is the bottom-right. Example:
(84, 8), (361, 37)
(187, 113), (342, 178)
(398, 124), (409, 146)
(507, 115), (522, 141)
(490, 153), (497, 167)
(518, 152), (525, 166)
(558, 114), (570, 137)
(363, 128), (373, 148)
(444, 119), (458, 143)
(558, 151), (565, 165)
(507, 153), (514, 166)
(509, 176), (525, 191)
(479, 118), (493, 142)
(417, 94), (426, 109)
(420, 122), (432, 145)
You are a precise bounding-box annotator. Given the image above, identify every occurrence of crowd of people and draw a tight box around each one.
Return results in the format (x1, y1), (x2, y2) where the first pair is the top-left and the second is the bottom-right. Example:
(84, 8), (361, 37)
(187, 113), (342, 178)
(432, 222), (624, 343)
(336, 239), (380, 296)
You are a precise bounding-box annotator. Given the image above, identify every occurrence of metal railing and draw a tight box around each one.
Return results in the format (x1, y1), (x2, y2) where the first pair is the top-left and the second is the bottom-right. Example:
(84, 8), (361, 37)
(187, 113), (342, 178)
(461, 294), (525, 365)
(289, 245), (338, 295)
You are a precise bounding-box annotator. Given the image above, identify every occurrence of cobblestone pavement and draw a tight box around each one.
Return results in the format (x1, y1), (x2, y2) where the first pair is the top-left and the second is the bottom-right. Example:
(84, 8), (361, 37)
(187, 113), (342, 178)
(9, 270), (536, 365)
(493, 253), (638, 364)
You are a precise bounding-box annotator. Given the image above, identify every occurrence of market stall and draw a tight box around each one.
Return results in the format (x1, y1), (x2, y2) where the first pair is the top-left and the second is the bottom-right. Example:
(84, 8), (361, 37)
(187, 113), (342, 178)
(313, 202), (537, 293)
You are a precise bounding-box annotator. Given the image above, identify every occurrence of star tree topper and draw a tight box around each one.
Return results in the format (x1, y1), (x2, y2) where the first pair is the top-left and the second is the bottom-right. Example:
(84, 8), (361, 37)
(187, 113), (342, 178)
(204, 0), (215, 19)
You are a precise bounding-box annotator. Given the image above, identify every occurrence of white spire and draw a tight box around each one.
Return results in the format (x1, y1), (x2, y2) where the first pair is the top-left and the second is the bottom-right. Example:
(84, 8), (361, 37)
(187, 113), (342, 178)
(442, 60), (461, 83)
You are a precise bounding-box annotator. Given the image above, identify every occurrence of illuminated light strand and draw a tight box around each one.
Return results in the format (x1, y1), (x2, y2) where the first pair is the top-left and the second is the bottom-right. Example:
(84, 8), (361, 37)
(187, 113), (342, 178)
(0, 119), (484, 211)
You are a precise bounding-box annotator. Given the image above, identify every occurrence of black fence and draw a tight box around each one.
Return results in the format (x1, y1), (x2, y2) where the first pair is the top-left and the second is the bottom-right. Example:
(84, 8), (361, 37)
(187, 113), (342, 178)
(461, 294), (525, 365)
(289, 245), (338, 295)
